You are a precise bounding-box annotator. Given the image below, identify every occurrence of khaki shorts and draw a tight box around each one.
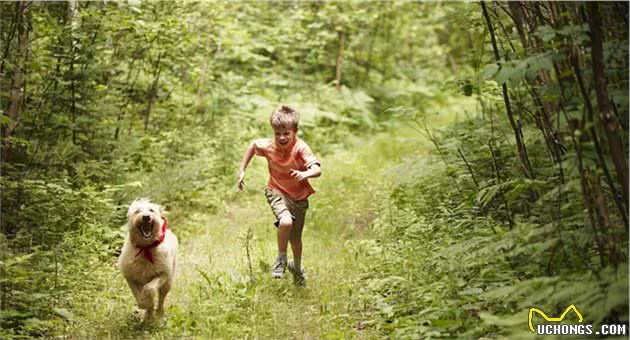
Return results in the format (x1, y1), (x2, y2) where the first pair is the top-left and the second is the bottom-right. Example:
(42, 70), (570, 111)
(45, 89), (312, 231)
(264, 188), (309, 239)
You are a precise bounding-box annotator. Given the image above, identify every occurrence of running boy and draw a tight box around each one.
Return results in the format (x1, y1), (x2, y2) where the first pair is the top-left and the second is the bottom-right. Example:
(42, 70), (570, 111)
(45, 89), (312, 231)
(237, 105), (321, 286)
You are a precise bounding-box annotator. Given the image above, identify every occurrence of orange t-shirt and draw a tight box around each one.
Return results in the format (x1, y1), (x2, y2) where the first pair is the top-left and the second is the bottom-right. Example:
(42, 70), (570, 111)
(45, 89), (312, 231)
(254, 137), (320, 201)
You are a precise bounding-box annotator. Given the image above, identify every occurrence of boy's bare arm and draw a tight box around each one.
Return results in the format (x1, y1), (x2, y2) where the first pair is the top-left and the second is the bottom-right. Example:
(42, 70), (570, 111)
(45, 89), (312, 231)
(289, 164), (321, 181)
(237, 142), (256, 191)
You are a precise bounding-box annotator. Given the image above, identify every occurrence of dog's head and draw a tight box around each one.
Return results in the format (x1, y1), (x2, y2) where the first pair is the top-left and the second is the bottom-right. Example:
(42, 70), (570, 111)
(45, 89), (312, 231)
(127, 198), (164, 246)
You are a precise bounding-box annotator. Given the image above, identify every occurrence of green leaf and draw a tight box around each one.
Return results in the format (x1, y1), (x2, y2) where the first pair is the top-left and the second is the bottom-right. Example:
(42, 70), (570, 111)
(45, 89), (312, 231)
(431, 319), (463, 328)
(494, 62), (526, 85)
(52, 307), (74, 320)
(196, 268), (214, 287)
(459, 287), (483, 296)
(536, 25), (556, 43)
(479, 64), (499, 80)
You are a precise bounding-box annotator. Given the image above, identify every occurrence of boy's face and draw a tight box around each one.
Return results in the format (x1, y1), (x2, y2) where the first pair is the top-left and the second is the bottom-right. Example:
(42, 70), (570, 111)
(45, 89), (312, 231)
(273, 126), (297, 149)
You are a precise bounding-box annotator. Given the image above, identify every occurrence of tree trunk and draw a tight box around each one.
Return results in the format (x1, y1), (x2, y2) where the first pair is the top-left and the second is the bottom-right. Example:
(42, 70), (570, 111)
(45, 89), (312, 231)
(3, 2), (30, 141)
(362, 20), (379, 86)
(144, 52), (163, 132)
(481, 1), (535, 180)
(571, 54), (628, 229)
(0, 2), (21, 76)
(587, 2), (629, 204)
(568, 118), (607, 267)
(507, 2), (527, 51)
(68, 0), (79, 144)
(115, 57), (138, 140)
(505, 3), (563, 165)
(335, 29), (344, 92)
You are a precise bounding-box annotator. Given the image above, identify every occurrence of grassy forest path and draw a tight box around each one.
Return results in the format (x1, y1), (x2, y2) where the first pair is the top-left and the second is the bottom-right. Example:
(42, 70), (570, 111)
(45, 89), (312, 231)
(56, 125), (439, 339)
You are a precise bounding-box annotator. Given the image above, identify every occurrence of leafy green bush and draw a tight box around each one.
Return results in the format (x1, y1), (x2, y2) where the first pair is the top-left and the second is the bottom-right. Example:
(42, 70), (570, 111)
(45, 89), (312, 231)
(0, 178), (123, 337)
(358, 116), (628, 338)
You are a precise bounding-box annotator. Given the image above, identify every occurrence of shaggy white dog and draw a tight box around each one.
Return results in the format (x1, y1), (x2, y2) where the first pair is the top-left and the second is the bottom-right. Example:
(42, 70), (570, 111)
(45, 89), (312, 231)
(118, 198), (178, 322)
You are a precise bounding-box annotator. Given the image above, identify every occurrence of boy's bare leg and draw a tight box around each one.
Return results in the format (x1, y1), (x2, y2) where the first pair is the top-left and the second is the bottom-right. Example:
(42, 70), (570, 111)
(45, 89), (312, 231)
(277, 215), (293, 253)
(288, 232), (305, 286)
(289, 238), (302, 258)
(289, 219), (303, 263)
(272, 215), (292, 278)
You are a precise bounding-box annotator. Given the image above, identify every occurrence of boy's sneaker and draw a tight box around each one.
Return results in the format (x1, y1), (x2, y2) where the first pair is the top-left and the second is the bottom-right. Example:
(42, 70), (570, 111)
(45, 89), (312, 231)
(271, 256), (286, 278)
(287, 260), (306, 287)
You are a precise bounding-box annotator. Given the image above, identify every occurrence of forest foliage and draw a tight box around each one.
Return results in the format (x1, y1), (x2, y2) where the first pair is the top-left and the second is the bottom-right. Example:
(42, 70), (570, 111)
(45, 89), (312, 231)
(1, 1), (628, 338)
(354, 1), (629, 338)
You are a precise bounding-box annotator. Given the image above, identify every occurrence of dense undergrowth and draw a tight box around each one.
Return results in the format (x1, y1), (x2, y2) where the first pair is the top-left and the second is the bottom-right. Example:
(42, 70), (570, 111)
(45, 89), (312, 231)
(43, 125), (415, 339)
(2, 1), (628, 338)
(357, 113), (628, 338)
(0, 83), (380, 337)
(3, 1), (462, 335)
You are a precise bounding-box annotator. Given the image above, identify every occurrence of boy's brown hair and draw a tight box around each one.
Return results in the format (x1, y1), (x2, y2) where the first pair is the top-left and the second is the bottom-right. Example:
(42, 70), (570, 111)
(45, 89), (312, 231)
(270, 105), (299, 130)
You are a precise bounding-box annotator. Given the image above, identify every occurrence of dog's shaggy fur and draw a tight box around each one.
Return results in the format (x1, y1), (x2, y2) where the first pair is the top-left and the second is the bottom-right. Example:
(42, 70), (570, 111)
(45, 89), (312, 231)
(118, 198), (178, 322)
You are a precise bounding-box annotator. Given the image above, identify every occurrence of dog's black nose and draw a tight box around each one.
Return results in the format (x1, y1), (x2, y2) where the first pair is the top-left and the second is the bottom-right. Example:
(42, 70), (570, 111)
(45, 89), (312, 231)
(142, 215), (150, 222)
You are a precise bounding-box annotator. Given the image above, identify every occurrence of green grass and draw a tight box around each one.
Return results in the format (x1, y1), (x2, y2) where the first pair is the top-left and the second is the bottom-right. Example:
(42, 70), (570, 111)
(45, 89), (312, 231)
(49, 95), (472, 339)
(49, 130), (427, 339)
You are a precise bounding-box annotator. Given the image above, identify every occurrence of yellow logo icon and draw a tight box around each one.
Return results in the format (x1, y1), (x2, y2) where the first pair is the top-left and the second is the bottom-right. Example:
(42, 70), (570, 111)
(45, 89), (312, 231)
(528, 304), (584, 333)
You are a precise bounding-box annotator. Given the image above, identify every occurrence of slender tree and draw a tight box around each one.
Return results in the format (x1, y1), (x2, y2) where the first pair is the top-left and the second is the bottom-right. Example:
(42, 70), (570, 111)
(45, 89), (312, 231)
(480, 1), (534, 180)
(3, 2), (30, 141)
(335, 28), (344, 92)
(586, 2), (629, 204)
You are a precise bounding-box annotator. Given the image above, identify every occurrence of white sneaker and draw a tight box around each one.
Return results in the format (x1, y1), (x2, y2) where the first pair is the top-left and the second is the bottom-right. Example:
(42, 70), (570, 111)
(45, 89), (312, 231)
(271, 256), (286, 278)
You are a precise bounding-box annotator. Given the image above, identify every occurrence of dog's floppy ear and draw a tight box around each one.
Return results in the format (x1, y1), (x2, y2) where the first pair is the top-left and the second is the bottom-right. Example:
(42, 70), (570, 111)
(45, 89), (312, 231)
(127, 199), (140, 218)
(158, 203), (165, 218)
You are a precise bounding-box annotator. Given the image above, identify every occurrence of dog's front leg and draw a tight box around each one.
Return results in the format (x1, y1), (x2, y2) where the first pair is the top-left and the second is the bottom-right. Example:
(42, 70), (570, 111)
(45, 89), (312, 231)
(125, 278), (144, 308)
(156, 275), (173, 317)
(125, 278), (155, 322)
(140, 274), (167, 321)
